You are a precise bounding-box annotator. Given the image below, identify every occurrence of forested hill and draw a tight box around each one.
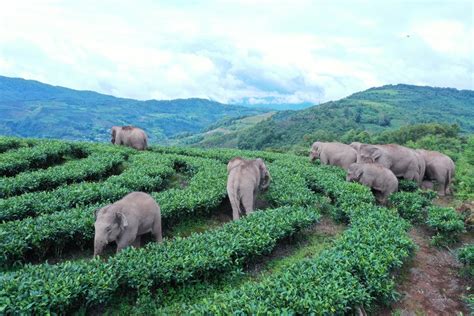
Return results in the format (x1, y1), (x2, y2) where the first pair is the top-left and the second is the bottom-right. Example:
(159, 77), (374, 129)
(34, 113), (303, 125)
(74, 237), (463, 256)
(234, 84), (474, 150)
(0, 75), (267, 142)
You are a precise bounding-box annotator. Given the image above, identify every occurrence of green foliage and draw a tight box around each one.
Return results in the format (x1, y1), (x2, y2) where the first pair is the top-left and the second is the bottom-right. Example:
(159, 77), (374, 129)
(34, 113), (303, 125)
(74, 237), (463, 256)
(398, 179), (419, 192)
(0, 140), (81, 176)
(426, 206), (465, 246)
(389, 191), (432, 223)
(0, 206), (320, 314)
(455, 135), (474, 200)
(457, 245), (474, 277)
(0, 151), (126, 198)
(0, 152), (175, 222)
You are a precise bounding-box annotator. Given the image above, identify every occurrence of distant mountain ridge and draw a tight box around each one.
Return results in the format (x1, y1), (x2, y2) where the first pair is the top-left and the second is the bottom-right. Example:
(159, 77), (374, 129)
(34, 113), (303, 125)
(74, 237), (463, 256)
(0, 75), (268, 142)
(189, 84), (474, 150)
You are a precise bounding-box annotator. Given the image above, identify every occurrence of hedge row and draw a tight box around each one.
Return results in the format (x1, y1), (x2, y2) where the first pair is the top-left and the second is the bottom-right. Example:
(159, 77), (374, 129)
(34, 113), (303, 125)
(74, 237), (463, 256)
(0, 136), (29, 153)
(426, 206), (465, 246)
(185, 167), (414, 314)
(0, 155), (226, 267)
(0, 152), (126, 198)
(0, 141), (82, 176)
(0, 152), (175, 222)
(0, 206), (321, 314)
(458, 244), (474, 277)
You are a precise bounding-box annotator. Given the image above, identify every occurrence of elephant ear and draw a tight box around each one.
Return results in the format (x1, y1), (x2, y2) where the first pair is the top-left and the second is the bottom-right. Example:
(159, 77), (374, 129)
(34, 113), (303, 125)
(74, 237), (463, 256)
(256, 158), (271, 190)
(353, 166), (363, 180)
(115, 212), (128, 230)
(363, 146), (381, 162)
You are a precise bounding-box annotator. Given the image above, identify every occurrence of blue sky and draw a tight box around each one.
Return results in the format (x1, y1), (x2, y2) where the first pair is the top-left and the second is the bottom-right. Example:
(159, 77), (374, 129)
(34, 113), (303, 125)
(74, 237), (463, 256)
(0, 0), (472, 105)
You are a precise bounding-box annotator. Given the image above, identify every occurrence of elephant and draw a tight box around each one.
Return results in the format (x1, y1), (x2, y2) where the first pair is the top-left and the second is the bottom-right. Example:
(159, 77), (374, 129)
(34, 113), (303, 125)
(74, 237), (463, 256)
(111, 126), (148, 150)
(349, 142), (363, 161)
(227, 157), (271, 220)
(346, 163), (398, 205)
(416, 149), (455, 196)
(357, 144), (425, 184)
(94, 191), (162, 256)
(309, 141), (357, 170)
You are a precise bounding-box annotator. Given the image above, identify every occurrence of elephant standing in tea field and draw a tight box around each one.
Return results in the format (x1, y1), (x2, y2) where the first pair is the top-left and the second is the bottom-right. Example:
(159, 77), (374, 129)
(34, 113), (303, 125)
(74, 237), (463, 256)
(309, 141), (357, 170)
(416, 149), (455, 196)
(227, 157), (271, 220)
(111, 126), (148, 150)
(357, 144), (425, 184)
(346, 163), (398, 205)
(94, 192), (162, 256)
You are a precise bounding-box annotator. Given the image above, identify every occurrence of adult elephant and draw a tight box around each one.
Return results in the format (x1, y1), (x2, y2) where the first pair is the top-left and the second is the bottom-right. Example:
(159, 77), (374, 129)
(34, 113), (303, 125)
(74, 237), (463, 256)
(309, 141), (357, 170)
(416, 149), (455, 196)
(227, 157), (271, 220)
(111, 126), (148, 150)
(358, 144), (425, 184)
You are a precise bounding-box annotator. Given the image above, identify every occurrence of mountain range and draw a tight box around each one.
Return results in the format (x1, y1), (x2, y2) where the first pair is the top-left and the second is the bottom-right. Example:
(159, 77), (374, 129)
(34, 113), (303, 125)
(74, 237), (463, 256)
(0, 75), (267, 142)
(0, 75), (472, 149)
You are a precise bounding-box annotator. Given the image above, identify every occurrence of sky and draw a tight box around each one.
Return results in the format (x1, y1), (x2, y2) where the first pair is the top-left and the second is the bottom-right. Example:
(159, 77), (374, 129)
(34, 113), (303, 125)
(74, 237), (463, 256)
(0, 0), (472, 106)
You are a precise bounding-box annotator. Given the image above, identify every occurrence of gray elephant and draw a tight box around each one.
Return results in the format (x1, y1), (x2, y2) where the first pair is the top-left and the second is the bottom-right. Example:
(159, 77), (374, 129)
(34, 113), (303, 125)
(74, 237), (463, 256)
(349, 142), (363, 161)
(227, 157), (271, 220)
(346, 163), (398, 205)
(309, 141), (357, 170)
(94, 191), (162, 256)
(357, 144), (425, 184)
(111, 126), (148, 150)
(416, 149), (455, 196)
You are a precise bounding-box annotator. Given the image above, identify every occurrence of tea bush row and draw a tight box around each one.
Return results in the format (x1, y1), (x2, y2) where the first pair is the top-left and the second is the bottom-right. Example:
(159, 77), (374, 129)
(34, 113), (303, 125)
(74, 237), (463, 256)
(0, 152), (175, 222)
(0, 206), (320, 314)
(0, 151), (126, 198)
(0, 155), (226, 267)
(426, 206), (465, 246)
(186, 169), (414, 314)
(0, 140), (83, 176)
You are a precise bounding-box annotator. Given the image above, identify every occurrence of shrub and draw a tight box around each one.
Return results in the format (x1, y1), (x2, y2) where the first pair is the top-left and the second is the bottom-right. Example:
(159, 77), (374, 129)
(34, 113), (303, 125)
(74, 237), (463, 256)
(426, 206), (465, 246)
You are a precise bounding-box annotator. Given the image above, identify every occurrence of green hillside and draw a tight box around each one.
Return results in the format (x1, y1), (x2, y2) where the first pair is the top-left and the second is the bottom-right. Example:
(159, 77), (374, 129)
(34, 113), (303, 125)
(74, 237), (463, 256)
(230, 84), (474, 150)
(0, 76), (267, 142)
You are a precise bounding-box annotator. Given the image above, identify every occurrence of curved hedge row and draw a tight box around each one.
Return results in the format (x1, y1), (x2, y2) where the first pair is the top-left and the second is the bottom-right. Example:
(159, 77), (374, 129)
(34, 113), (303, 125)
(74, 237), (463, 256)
(0, 155), (226, 267)
(186, 168), (414, 314)
(0, 136), (29, 153)
(0, 140), (84, 176)
(0, 152), (126, 198)
(0, 206), (320, 314)
(0, 152), (175, 222)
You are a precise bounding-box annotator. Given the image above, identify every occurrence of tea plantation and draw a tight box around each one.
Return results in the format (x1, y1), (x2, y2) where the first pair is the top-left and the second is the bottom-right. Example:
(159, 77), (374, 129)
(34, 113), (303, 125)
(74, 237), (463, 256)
(0, 136), (467, 314)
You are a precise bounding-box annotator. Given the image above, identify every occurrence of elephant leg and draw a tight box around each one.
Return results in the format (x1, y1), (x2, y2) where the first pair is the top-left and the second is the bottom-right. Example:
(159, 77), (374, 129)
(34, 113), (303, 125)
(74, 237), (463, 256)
(116, 230), (137, 253)
(241, 193), (255, 216)
(152, 215), (162, 243)
(228, 192), (241, 220)
(132, 235), (141, 248)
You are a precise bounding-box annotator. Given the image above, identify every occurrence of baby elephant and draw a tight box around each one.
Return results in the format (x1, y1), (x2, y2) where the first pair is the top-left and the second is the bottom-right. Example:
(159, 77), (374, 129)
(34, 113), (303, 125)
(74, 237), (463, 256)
(94, 191), (162, 256)
(346, 163), (398, 205)
(227, 157), (271, 220)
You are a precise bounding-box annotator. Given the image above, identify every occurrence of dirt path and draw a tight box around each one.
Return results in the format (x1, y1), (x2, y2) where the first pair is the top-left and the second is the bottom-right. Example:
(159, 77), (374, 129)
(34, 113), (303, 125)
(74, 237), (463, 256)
(380, 227), (472, 315)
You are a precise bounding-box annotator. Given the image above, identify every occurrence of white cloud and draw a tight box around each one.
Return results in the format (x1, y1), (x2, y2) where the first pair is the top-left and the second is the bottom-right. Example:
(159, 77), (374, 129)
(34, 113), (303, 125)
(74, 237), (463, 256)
(0, 0), (472, 105)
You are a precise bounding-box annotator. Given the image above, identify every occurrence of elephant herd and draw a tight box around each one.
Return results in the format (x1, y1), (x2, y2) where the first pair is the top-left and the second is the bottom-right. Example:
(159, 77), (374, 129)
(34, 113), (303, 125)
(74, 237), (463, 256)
(310, 141), (455, 205)
(95, 126), (454, 256)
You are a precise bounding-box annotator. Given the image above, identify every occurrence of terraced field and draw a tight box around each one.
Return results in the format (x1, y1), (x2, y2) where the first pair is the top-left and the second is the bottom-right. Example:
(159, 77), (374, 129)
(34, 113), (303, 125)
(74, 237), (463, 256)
(0, 136), (469, 314)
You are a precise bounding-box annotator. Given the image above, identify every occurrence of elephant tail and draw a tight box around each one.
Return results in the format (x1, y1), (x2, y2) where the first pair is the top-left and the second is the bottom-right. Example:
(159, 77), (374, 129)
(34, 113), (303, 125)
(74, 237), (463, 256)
(143, 137), (148, 149)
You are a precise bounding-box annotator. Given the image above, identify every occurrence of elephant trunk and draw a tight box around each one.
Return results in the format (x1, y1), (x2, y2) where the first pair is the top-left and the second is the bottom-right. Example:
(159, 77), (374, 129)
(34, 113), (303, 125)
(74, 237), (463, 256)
(94, 237), (107, 257)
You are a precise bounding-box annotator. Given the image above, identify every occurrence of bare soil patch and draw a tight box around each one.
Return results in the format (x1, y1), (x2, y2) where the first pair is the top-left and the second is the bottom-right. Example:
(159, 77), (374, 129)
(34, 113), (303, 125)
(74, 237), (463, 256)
(379, 227), (473, 315)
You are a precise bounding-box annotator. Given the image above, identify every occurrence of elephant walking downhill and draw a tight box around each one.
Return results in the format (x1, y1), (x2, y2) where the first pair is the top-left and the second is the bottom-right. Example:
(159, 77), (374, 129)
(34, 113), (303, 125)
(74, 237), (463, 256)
(94, 192), (162, 256)
(227, 157), (271, 220)
(111, 126), (148, 150)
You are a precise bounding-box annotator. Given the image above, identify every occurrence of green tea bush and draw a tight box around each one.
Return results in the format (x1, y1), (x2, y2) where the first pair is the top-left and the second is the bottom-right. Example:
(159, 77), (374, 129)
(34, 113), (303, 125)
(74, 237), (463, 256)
(0, 206), (320, 314)
(457, 244), (474, 277)
(0, 155), (226, 267)
(0, 136), (28, 153)
(0, 141), (79, 176)
(0, 153), (175, 222)
(389, 191), (432, 223)
(426, 206), (465, 246)
(0, 152), (126, 198)
(398, 179), (419, 192)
